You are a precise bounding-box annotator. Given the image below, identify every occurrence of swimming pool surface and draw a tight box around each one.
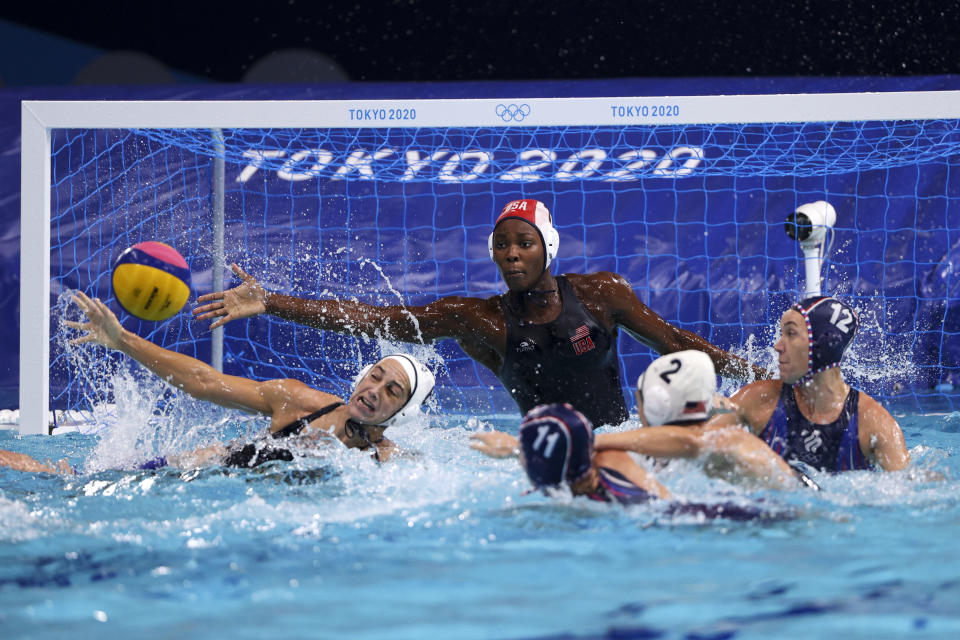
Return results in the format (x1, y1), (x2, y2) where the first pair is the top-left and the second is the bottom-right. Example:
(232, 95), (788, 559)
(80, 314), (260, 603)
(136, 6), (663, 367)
(2, 404), (959, 639)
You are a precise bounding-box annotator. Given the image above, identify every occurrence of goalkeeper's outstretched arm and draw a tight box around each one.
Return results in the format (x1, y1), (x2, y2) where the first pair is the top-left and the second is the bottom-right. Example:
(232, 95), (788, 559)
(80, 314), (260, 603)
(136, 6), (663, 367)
(193, 263), (496, 346)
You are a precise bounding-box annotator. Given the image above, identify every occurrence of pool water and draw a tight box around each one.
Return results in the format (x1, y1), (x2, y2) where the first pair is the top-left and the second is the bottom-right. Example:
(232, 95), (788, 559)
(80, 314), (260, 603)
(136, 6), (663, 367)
(1, 406), (959, 639)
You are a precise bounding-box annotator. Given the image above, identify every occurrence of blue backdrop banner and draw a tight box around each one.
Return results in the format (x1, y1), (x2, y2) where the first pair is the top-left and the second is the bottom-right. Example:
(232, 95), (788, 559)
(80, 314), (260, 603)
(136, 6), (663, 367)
(5, 76), (960, 412)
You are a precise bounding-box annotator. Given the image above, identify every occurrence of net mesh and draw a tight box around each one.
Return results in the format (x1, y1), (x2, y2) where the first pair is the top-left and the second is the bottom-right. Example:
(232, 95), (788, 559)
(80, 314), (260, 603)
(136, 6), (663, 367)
(48, 119), (960, 417)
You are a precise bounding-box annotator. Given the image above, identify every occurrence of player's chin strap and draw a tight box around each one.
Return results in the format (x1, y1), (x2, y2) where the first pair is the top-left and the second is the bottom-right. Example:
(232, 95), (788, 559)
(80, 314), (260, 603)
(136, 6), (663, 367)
(514, 256), (557, 313)
(519, 282), (558, 308)
(344, 419), (382, 445)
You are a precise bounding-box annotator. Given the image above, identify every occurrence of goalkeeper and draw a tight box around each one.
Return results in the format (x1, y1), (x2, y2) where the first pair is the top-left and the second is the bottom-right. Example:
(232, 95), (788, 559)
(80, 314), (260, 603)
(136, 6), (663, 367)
(195, 199), (765, 428)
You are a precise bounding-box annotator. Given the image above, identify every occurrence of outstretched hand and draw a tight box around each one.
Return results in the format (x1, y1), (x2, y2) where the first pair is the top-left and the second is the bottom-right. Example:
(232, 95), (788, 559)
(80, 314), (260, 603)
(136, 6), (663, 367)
(470, 431), (520, 458)
(65, 291), (125, 350)
(193, 264), (267, 330)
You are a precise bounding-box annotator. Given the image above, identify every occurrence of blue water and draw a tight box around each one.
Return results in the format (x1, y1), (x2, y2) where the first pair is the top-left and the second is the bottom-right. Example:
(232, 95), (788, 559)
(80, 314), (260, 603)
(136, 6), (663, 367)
(2, 406), (960, 639)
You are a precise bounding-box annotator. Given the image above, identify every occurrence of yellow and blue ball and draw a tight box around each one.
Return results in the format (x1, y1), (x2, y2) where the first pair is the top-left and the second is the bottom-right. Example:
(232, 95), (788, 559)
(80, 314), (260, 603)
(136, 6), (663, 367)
(111, 242), (191, 321)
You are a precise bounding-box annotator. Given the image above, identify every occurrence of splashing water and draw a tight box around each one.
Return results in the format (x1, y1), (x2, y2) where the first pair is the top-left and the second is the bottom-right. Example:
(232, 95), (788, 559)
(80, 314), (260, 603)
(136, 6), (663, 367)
(9, 273), (955, 637)
(3, 398), (959, 639)
(844, 299), (918, 394)
(55, 289), (259, 473)
(724, 303), (917, 398)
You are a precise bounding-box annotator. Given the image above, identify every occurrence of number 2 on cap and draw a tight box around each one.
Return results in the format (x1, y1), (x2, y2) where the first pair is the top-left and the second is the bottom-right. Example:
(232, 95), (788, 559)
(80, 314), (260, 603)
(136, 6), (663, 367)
(660, 358), (682, 384)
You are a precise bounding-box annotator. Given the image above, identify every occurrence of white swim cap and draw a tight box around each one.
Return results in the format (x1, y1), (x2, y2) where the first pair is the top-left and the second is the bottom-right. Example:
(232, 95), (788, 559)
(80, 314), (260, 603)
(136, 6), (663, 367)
(637, 350), (717, 426)
(354, 354), (436, 426)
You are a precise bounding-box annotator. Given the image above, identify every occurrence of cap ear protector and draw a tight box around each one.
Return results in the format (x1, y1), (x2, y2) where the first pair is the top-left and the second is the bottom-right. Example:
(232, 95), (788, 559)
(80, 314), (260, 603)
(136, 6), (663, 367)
(352, 354), (436, 427)
(636, 372), (678, 426)
(488, 199), (559, 270)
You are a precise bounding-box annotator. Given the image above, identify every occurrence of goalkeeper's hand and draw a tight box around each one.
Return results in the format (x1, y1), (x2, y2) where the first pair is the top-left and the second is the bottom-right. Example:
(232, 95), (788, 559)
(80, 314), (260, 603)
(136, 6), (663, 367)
(194, 263), (267, 329)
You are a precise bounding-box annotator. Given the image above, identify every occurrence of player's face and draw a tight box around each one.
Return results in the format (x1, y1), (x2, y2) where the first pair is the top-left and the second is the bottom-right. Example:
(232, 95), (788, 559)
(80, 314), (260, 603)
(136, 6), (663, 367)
(490, 219), (546, 291)
(774, 310), (809, 384)
(349, 360), (411, 424)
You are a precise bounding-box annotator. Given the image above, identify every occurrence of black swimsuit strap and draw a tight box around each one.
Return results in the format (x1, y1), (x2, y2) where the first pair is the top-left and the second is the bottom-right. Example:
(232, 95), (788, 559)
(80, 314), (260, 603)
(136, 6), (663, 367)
(344, 419), (384, 463)
(271, 402), (345, 439)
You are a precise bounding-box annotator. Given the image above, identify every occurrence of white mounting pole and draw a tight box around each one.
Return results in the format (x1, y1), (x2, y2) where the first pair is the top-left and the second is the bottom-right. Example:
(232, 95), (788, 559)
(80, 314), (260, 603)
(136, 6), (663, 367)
(801, 244), (825, 297)
(211, 129), (225, 373)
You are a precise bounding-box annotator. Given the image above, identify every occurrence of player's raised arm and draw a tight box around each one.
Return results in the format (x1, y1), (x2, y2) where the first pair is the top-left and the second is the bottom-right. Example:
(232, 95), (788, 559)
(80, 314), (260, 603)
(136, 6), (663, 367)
(593, 272), (768, 381)
(193, 264), (267, 328)
(595, 427), (703, 459)
(193, 263), (478, 344)
(69, 291), (276, 414)
(595, 421), (798, 490)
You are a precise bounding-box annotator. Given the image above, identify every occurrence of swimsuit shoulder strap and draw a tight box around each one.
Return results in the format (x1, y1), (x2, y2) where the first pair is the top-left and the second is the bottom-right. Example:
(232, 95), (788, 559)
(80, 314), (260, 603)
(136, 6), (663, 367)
(554, 274), (573, 303)
(272, 402), (345, 439)
(499, 291), (521, 328)
(837, 388), (870, 471)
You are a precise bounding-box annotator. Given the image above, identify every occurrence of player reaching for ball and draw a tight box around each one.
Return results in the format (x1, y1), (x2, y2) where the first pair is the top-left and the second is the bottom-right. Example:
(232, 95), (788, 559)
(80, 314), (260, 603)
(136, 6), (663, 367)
(0, 292), (435, 475)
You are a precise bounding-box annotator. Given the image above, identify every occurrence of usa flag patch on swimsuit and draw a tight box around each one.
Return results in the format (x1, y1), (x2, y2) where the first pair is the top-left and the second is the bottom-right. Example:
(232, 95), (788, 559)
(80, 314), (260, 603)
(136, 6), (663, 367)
(570, 324), (595, 355)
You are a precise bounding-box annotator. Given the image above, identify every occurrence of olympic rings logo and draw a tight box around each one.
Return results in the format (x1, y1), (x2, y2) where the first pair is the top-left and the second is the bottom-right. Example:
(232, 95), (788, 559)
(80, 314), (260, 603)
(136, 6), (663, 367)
(496, 103), (531, 122)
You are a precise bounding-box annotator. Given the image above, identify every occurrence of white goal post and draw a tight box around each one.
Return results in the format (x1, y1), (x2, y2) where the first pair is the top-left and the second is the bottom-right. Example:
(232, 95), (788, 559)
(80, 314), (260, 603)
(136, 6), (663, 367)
(19, 91), (960, 435)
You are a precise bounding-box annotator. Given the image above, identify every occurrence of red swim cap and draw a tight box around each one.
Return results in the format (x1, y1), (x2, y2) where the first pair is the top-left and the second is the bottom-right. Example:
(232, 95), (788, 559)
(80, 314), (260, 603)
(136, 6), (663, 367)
(488, 199), (559, 269)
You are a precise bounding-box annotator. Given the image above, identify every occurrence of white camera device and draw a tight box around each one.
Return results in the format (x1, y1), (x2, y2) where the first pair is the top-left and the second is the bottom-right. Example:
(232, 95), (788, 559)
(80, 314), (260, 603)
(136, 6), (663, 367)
(785, 200), (837, 296)
(785, 200), (836, 247)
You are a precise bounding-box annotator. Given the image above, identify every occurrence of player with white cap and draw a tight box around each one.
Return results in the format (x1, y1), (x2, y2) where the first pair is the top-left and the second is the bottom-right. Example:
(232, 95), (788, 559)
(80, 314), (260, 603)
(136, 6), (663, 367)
(1, 293), (435, 475)
(196, 198), (767, 428)
(471, 399), (800, 520)
(594, 350), (814, 490)
(471, 350), (814, 496)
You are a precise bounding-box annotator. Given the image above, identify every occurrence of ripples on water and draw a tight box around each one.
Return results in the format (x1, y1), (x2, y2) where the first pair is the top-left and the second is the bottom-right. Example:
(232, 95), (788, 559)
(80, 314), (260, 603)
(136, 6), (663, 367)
(1, 400), (959, 638)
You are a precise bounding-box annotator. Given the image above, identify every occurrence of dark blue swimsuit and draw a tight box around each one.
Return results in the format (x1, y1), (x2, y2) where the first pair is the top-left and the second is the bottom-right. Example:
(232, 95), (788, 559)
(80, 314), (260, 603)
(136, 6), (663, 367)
(586, 467), (656, 505)
(760, 385), (871, 472)
(499, 275), (628, 427)
(585, 466), (780, 521)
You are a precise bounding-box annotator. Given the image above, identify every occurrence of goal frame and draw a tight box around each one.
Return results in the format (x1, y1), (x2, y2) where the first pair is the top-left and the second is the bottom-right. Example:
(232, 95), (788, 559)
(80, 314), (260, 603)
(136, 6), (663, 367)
(20, 91), (960, 434)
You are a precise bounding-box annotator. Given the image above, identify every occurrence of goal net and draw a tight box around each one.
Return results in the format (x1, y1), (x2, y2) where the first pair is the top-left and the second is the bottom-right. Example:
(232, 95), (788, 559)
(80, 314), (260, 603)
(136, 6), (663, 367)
(21, 94), (960, 434)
